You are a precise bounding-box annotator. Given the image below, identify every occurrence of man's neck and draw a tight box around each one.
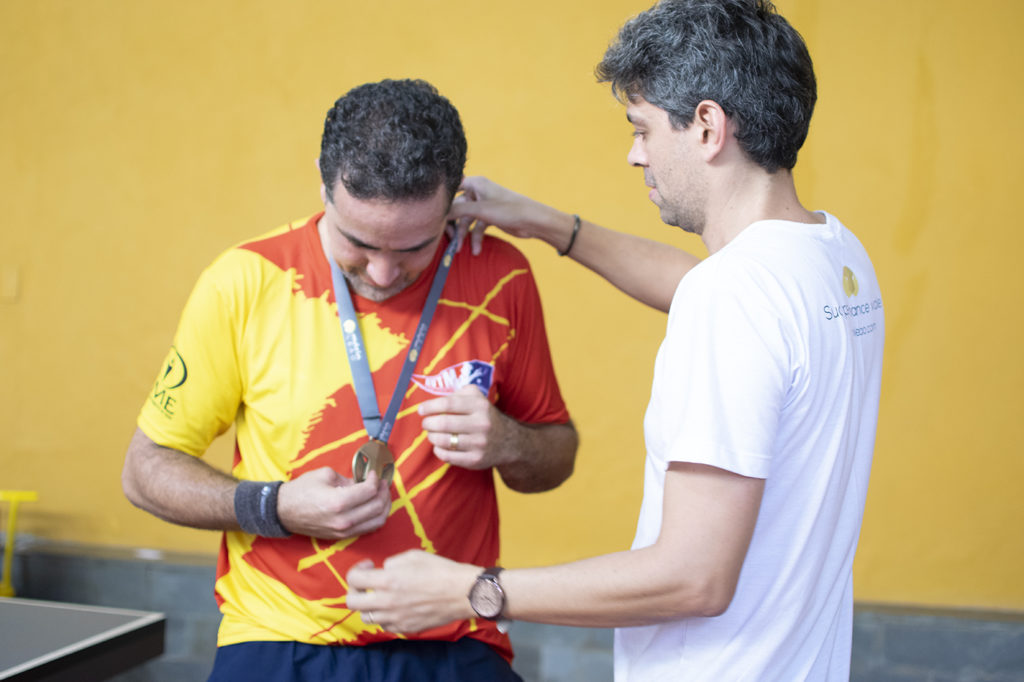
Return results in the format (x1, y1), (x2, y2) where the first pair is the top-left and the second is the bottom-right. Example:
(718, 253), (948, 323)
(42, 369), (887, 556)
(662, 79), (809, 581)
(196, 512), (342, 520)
(700, 167), (822, 254)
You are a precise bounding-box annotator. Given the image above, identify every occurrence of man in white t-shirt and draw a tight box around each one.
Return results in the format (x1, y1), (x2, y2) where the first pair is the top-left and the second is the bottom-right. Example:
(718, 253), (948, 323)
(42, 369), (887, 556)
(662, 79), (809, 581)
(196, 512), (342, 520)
(346, 1), (885, 680)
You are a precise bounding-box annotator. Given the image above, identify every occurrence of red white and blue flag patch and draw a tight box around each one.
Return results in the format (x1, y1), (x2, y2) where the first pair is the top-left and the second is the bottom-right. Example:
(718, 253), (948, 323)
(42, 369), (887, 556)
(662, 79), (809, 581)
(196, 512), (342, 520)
(412, 360), (494, 396)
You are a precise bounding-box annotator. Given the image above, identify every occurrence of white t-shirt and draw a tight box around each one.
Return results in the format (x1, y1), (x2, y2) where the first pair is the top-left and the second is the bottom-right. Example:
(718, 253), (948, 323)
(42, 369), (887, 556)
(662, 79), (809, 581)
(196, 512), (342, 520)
(615, 213), (884, 682)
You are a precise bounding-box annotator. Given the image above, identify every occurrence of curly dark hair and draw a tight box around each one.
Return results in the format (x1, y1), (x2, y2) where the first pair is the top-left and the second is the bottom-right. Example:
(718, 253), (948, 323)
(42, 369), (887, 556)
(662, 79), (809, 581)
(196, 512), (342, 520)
(319, 79), (467, 203)
(596, 0), (816, 172)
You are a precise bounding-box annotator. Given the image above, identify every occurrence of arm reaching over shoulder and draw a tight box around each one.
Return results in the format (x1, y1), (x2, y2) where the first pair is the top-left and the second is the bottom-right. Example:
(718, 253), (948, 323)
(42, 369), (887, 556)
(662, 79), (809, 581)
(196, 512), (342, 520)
(449, 176), (701, 313)
(121, 427), (392, 539)
(418, 387), (578, 493)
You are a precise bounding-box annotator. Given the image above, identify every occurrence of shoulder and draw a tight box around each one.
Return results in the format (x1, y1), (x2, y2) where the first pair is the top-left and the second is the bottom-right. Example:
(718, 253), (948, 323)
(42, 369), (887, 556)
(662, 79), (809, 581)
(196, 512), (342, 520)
(450, 234), (536, 283)
(194, 215), (321, 298)
(233, 214), (320, 271)
(677, 244), (766, 299)
(443, 235), (543, 315)
(472, 234), (532, 268)
(701, 220), (837, 288)
(670, 230), (795, 326)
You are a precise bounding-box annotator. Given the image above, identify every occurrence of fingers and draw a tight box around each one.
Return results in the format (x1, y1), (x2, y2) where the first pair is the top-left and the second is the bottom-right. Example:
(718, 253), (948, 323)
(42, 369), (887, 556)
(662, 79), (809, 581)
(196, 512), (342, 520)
(471, 220), (486, 256)
(453, 219), (476, 255)
(420, 417), (490, 454)
(346, 551), (414, 616)
(345, 561), (396, 629)
(449, 177), (502, 256)
(458, 175), (486, 199)
(417, 387), (495, 468)
(278, 467), (392, 540)
(448, 195), (486, 256)
(346, 551), (474, 634)
(347, 561), (384, 595)
(337, 475), (392, 536)
(447, 202), (490, 233)
(337, 503), (390, 538)
(314, 465), (348, 487)
(425, 429), (484, 458)
(417, 385), (488, 417)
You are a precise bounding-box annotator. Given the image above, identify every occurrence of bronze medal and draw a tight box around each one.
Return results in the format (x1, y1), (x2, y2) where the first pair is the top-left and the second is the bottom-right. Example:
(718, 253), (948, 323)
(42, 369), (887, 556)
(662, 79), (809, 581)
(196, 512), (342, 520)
(352, 439), (395, 486)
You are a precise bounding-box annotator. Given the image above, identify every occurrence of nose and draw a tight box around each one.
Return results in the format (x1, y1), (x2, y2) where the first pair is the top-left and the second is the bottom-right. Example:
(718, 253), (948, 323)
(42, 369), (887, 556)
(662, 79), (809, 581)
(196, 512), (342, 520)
(627, 136), (647, 167)
(364, 254), (402, 288)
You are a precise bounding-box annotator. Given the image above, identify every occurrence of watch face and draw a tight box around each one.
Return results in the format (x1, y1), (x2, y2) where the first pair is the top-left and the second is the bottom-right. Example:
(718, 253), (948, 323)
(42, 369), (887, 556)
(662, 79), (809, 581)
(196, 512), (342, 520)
(470, 577), (504, 619)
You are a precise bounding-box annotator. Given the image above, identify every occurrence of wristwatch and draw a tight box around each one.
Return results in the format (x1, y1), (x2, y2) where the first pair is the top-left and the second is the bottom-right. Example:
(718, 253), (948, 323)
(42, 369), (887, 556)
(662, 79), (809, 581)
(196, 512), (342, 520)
(468, 566), (506, 620)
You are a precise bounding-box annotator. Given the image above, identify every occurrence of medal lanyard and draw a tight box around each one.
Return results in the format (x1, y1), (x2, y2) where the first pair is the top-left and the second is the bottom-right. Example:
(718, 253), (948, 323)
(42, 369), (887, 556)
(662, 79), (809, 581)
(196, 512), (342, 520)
(327, 235), (458, 445)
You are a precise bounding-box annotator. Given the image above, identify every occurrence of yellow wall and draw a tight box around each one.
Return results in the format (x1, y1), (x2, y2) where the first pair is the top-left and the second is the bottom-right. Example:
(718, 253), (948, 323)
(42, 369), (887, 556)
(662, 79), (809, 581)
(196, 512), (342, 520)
(2, 0), (1021, 612)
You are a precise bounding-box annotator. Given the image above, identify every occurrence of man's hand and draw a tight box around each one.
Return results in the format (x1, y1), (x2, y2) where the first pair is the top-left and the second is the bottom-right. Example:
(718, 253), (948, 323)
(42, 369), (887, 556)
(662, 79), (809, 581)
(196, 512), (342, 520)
(418, 386), (511, 470)
(419, 386), (577, 492)
(277, 467), (391, 540)
(449, 176), (575, 256)
(346, 550), (478, 634)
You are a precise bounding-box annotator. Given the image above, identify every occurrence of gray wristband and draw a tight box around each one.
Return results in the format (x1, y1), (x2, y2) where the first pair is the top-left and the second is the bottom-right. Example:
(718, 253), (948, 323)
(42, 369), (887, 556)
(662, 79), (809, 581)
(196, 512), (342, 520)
(234, 480), (290, 538)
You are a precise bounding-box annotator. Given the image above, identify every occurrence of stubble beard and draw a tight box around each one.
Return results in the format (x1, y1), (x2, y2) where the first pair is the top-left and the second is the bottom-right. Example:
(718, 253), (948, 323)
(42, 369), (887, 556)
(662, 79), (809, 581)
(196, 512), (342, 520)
(343, 270), (411, 302)
(658, 200), (704, 236)
(650, 171), (705, 236)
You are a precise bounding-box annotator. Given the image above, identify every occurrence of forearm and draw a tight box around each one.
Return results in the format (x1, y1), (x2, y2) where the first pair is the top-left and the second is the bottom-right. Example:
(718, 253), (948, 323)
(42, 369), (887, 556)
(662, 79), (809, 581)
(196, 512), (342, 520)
(498, 547), (729, 628)
(123, 427), (392, 539)
(493, 417), (578, 493)
(122, 427), (240, 531)
(520, 207), (699, 313)
(357, 542), (728, 633)
(453, 178), (700, 312)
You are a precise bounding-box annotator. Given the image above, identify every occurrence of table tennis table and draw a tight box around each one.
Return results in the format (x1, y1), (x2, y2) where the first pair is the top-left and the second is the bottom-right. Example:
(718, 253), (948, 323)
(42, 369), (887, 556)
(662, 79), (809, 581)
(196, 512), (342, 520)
(0, 596), (165, 681)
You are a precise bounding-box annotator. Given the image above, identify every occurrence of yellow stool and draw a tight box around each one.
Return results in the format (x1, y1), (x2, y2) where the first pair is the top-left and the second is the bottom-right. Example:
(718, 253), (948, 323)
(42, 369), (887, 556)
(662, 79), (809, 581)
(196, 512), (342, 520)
(1, 490), (38, 597)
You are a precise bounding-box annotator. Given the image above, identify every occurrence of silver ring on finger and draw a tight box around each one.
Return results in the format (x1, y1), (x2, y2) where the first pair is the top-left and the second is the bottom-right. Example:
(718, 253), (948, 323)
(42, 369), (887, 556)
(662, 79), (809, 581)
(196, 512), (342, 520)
(364, 611), (375, 625)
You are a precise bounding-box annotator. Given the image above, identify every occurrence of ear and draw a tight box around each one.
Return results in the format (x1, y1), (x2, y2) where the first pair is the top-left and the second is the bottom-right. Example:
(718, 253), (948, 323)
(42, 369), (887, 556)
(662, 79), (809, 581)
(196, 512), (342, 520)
(319, 182), (329, 206)
(693, 100), (730, 162)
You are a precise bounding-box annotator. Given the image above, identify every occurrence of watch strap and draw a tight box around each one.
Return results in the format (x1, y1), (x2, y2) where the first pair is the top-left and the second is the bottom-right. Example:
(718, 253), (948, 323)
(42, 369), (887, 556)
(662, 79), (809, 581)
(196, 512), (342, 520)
(484, 567), (511, 633)
(469, 565), (507, 622)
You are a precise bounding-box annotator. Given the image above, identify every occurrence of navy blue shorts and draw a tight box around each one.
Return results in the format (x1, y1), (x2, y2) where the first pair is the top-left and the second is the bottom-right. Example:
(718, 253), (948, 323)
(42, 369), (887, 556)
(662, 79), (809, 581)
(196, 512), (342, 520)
(207, 638), (523, 682)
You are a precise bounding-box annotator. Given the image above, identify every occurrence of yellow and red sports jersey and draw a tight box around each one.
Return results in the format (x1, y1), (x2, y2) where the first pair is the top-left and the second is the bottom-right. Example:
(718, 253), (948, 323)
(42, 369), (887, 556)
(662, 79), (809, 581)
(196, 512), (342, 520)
(137, 214), (570, 660)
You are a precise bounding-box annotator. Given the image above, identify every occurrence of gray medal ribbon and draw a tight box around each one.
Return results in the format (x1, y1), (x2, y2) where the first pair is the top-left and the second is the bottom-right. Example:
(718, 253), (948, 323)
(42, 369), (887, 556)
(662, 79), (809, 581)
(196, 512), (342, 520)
(327, 234), (459, 445)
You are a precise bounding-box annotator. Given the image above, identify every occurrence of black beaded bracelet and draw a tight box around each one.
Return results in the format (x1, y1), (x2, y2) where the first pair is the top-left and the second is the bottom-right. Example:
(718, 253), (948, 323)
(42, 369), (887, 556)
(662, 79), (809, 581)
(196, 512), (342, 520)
(234, 480), (291, 537)
(558, 214), (582, 257)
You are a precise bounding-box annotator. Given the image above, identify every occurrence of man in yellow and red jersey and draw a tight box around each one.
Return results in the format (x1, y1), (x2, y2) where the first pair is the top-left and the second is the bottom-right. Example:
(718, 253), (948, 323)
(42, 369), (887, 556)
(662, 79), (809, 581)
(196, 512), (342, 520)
(121, 79), (578, 682)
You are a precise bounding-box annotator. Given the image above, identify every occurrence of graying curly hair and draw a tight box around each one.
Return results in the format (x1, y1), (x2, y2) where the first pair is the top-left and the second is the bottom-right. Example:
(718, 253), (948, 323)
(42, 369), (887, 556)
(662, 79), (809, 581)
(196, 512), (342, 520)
(597, 0), (816, 172)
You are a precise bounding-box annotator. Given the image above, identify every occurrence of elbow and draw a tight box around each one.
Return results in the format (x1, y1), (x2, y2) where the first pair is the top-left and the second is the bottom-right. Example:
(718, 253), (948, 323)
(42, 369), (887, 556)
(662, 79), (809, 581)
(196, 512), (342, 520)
(696, 585), (736, 618)
(121, 428), (161, 510)
(689, 572), (740, 618)
(521, 449), (577, 493)
(121, 466), (142, 508)
(121, 454), (151, 510)
(542, 446), (577, 491)
(562, 455), (576, 485)
(662, 572), (739, 620)
(501, 458), (574, 494)
(549, 424), (579, 487)
(547, 460), (576, 493)
(500, 424), (578, 493)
